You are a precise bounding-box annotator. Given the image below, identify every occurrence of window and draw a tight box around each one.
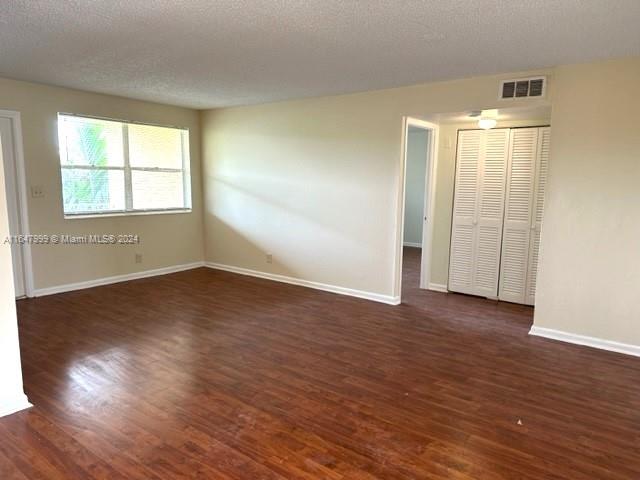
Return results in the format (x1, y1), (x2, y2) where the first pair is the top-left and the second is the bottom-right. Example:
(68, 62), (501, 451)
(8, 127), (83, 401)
(57, 114), (191, 217)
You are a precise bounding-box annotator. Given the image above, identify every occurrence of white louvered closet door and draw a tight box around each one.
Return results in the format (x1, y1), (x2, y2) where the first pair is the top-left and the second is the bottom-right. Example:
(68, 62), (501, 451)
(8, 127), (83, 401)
(498, 127), (549, 305)
(498, 128), (538, 303)
(449, 129), (509, 297)
(448, 130), (480, 295)
(474, 129), (510, 297)
(524, 127), (550, 305)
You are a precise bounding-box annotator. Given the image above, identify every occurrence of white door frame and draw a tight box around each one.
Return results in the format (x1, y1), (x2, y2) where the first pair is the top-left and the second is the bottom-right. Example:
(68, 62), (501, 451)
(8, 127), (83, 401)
(393, 117), (439, 301)
(0, 110), (34, 297)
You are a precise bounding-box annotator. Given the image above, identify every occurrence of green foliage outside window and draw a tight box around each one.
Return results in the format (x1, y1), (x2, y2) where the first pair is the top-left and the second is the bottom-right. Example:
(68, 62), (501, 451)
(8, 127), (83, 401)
(62, 123), (111, 212)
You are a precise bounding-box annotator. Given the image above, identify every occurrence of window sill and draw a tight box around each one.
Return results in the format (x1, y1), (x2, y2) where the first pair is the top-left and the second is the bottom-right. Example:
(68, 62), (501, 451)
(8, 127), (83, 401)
(64, 208), (192, 220)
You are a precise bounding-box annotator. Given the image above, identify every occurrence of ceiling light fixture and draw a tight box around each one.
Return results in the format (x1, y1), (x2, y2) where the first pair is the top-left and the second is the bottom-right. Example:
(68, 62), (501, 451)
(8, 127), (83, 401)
(478, 118), (497, 130)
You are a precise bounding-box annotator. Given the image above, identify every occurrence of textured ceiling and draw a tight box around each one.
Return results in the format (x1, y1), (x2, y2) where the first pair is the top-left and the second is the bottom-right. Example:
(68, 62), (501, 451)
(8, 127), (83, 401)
(1, 1), (639, 109)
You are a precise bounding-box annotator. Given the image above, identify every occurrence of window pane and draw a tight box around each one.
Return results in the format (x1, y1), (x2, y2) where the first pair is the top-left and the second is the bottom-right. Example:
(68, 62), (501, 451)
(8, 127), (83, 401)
(129, 124), (184, 169)
(58, 115), (124, 167)
(62, 168), (125, 214)
(131, 170), (185, 210)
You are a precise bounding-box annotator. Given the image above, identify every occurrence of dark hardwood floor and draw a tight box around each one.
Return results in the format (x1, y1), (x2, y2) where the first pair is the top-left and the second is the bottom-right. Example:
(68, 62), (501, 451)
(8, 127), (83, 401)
(1, 247), (639, 479)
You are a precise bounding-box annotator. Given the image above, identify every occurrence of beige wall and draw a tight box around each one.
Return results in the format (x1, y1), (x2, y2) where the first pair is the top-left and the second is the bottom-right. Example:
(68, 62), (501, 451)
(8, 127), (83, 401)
(0, 78), (203, 291)
(430, 118), (551, 287)
(534, 58), (640, 345)
(201, 69), (551, 298)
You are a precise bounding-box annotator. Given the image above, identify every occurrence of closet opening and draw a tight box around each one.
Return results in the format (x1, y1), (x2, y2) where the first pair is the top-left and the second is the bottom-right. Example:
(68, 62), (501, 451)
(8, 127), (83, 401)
(395, 105), (551, 307)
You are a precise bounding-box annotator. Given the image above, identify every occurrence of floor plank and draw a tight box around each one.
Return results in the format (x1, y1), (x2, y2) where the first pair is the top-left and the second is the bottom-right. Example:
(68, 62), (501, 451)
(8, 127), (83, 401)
(2, 247), (639, 479)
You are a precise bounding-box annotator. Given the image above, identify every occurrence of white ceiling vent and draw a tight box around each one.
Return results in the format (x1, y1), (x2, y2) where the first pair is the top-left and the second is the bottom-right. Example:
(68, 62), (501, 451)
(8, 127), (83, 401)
(499, 76), (546, 100)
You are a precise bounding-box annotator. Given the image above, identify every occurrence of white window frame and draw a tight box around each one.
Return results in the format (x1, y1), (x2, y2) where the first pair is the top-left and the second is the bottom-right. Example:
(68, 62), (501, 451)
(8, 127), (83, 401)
(58, 113), (192, 219)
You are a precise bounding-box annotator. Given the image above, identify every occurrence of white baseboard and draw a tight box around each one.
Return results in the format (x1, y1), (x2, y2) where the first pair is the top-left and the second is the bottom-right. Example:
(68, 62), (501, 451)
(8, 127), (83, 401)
(205, 262), (400, 305)
(529, 326), (640, 358)
(0, 393), (32, 418)
(403, 242), (422, 248)
(33, 261), (205, 297)
(427, 283), (448, 293)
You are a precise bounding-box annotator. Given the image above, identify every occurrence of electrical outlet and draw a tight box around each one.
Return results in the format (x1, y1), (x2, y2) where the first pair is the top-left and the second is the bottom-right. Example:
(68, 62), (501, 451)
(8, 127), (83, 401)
(266, 253), (273, 264)
(30, 185), (44, 198)
(135, 253), (143, 264)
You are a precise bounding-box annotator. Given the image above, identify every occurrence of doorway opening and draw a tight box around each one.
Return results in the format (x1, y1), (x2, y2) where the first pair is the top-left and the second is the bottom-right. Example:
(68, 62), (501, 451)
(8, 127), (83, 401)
(0, 110), (34, 298)
(395, 117), (438, 302)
